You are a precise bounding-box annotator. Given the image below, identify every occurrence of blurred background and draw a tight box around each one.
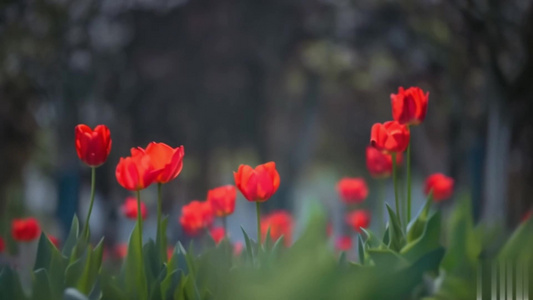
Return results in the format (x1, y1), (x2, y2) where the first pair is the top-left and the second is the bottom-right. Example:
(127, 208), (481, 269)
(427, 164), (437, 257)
(1, 0), (532, 247)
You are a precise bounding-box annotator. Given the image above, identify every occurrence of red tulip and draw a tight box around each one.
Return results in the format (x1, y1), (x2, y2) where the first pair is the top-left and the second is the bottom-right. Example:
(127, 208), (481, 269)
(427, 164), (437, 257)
(75, 124), (112, 167)
(115, 149), (162, 191)
(234, 162), (280, 202)
(523, 211), (532, 222)
(207, 185), (236, 217)
(11, 218), (41, 242)
(261, 210), (293, 247)
(167, 247), (174, 261)
(115, 244), (128, 259)
(210, 227), (225, 245)
(121, 197), (148, 220)
(48, 235), (60, 248)
(179, 201), (214, 236)
(0, 237), (5, 253)
(335, 236), (353, 251)
(140, 142), (185, 184)
(233, 242), (244, 256)
(336, 177), (368, 204)
(326, 222), (333, 238)
(391, 87), (429, 126)
(345, 210), (371, 233)
(424, 173), (454, 202)
(366, 146), (403, 178)
(370, 121), (410, 153)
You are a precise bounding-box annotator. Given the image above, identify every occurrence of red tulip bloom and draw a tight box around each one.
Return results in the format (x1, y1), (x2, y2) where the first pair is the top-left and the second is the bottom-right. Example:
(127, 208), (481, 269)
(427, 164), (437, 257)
(0, 237), (5, 253)
(208, 185), (236, 217)
(345, 210), (371, 233)
(210, 227), (225, 245)
(336, 177), (368, 204)
(11, 218), (41, 242)
(121, 197), (148, 220)
(167, 247), (174, 261)
(366, 146), (403, 178)
(326, 222), (333, 238)
(424, 173), (454, 202)
(335, 236), (353, 251)
(233, 242), (244, 256)
(234, 162), (280, 202)
(179, 201), (214, 236)
(115, 149), (162, 191)
(261, 210), (293, 247)
(115, 244), (128, 259)
(523, 211), (532, 222)
(370, 121), (410, 153)
(48, 235), (60, 248)
(75, 124), (112, 167)
(140, 142), (185, 184)
(391, 87), (429, 126)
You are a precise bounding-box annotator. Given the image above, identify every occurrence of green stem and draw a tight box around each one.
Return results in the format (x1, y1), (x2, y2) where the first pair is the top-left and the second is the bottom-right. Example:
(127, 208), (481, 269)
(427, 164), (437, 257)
(378, 179), (385, 234)
(256, 202), (261, 245)
(222, 216), (227, 238)
(392, 153), (402, 228)
(82, 167), (96, 241)
(136, 190), (144, 258)
(406, 126), (412, 225)
(156, 183), (164, 259)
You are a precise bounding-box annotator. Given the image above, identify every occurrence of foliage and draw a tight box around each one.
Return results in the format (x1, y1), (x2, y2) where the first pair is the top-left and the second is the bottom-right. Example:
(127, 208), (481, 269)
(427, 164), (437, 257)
(1, 195), (532, 299)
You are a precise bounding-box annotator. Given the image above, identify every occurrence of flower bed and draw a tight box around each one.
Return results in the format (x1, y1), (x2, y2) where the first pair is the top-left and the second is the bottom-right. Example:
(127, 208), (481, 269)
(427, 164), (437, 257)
(0, 87), (532, 300)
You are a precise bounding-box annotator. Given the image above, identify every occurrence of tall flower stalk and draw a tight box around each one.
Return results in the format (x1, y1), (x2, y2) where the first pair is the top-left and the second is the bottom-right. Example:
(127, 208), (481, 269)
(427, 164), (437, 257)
(234, 162), (280, 245)
(75, 124), (112, 242)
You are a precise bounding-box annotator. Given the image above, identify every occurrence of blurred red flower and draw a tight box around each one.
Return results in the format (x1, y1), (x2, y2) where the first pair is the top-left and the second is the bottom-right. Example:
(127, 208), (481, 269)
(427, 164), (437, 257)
(11, 218), (41, 242)
(139, 142), (185, 184)
(234, 162), (280, 202)
(335, 236), (353, 251)
(345, 210), (371, 233)
(233, 242), (244, 256)
(48, 235), (60, 248)
(115, 148), (162, 191)
(261, 210), (293, 247)
(336, 177), (368, 204)
(121, 197), (148, 220)
(208, 185), (236, 217)
(391, 87), (429, 126)
(522, 210), (532, 222)
(366, 146), (403, 178)
(424, 173), (454, 202)
(0, 237), (5, 253)
(75, 124), (112, 167)
(370, 121), (410, 153)
(210, 227), (225, 245)
(115, 244), (128, 259)
(179, 201), (214, 236)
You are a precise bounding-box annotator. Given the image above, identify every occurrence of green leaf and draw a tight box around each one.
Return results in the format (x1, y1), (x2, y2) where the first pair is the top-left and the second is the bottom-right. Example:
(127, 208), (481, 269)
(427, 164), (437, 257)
(406, 191), (433, 243)
(367, 248), (409, 269)
(34, 233), (54, 271)
(357, 234), (365, 265)
(32, 269), (53, 300)
(63, 215), (80, 257)
(240, 226), (255, 265)
(122, 222), (148, 300)
(385, 204), (405, 252)
(360, 228), (384, 249)
(401, 212), (442, 263)
(156, 216), (169, 265)
(161, 269), (182, 300)
(0, 267), (28, 300)
(440, 195), (481, 274)
(498, 214), (533, 261)
(63, 288), (89, 300)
